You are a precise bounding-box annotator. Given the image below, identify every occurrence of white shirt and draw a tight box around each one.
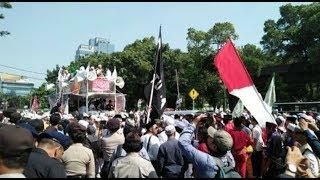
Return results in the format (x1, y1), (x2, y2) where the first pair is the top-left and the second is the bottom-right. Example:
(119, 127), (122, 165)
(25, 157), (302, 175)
(252, 124), (264, 151)
(140, 133), (160, 161)
(0, 173), (26, 178)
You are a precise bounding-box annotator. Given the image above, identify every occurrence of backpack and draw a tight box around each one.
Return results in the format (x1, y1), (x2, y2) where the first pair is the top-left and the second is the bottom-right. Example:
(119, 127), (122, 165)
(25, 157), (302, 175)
(212, 156), (241, 178)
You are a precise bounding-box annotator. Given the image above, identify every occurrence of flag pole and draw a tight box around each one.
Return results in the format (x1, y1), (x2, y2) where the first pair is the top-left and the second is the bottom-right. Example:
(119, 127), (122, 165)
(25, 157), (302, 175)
(146, 73), (156, 123)
(175, 69), (180, 99)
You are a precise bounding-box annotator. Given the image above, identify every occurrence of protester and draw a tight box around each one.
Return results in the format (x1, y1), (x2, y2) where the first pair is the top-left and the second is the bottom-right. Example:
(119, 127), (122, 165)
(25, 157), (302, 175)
(264, 122), (286, 178)
(278, 146), (316, 178)
(61, 122), (95, 178)
(29, 119), (45, 134)
(178, 114), (239, 178)
(45, 112), (62, 133)
(24, 132), (66, 178)
(86, 124), (103, 178)
(100, 118), (125, 178)
(140, 120), (161, 169)
(229, 117), (253, 178)
(0, 125), (35, 178)
(106, 100), (114, 111)
(108, 132), (158, 178)
(292, 124), (319, 177)
(251, 117), (265, 178)
(157, 125), (184, 178)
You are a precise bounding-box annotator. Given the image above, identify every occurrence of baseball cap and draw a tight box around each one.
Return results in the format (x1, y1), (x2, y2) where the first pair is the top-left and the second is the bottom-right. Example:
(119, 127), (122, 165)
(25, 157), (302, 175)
(38, 131), (71, 150)
(0, 125), (34, 157)
(207, 127), (233, 153)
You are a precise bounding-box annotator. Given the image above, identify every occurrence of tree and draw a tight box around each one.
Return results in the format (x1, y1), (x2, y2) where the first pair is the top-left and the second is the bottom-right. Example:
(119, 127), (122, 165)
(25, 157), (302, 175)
(0, 2), (12, 37)
(185, 22), (239, 109)
(261, 2), (320, 63)
(260, 2), (320, 101)
(46, 65), (61, 84)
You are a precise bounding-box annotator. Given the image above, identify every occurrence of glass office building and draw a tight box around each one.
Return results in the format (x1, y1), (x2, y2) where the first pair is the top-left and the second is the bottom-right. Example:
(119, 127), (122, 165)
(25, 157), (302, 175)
(0, 73), (34, 96)
(75, 37), (115, 60)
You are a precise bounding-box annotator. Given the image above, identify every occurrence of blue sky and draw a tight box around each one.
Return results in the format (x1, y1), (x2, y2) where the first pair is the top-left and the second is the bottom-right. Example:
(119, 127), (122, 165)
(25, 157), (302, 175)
(0, 2), (310, 87)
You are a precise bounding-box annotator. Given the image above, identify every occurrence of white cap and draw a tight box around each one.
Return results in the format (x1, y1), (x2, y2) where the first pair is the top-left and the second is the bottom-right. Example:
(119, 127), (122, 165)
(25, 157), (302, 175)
(287, 123), (297, 132)
(165, 125), (176, 135)
(277, 116), (286, 124)
(79, 120), (89, 129)
(83, 113), (89, 117)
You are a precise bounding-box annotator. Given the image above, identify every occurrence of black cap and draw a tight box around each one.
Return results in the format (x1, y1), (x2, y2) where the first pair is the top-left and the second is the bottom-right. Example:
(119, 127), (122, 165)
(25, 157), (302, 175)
(38, 131), (71, 150)
(0, 125), (34, 157)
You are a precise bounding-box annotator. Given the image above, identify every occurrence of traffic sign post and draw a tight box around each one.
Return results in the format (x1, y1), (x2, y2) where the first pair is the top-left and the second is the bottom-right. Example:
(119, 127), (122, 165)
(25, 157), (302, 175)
(192, 100), (195, 110)
(189, 88), (199, 110)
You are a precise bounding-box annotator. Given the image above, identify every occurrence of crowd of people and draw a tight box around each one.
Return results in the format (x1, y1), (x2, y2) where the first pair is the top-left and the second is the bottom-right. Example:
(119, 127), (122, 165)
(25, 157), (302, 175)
(0, 106), (319, 178)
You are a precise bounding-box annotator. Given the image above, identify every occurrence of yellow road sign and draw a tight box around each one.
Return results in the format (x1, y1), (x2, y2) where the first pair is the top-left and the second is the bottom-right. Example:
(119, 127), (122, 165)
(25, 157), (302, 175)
(189, 88), (199, 100)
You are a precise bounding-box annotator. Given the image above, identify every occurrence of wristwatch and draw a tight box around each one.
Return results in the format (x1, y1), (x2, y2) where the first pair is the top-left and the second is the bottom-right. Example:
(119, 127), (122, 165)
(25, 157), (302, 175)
(287, 164), (297, 173)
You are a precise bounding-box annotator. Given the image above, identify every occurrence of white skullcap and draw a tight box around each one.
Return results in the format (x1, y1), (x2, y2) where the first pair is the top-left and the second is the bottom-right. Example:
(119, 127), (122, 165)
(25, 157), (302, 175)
(78, 120), (89, 129)
(277, 116), (286, 124)
(83, 113), (89, 117)
(287, 123), (297, 132)
(165, 125), (176, 135)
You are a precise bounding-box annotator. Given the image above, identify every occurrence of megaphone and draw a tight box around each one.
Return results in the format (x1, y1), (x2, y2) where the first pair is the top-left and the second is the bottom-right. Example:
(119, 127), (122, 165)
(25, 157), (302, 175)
(115, 76), (125, 89)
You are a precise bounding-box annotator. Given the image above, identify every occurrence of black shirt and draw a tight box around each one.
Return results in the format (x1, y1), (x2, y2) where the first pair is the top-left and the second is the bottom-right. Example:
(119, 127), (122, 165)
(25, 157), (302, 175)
(24, 148), (67, 178)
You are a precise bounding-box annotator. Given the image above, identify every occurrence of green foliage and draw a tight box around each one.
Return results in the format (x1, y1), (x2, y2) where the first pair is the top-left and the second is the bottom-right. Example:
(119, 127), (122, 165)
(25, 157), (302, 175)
(0, 2), (11, 37)
(260, 2), (320, 102)
(38, 3), (320, 111)
(261, 2), (320, 63)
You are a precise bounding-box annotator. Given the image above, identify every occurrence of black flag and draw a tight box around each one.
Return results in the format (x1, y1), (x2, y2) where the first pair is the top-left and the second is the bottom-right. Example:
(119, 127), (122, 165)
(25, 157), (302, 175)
(144, 26), (166, 120)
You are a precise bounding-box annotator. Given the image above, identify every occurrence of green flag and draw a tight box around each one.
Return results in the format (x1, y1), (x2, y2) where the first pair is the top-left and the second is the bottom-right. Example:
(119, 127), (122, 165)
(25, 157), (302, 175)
(232, 99), (244, 118)
(264, 73), (276, 113)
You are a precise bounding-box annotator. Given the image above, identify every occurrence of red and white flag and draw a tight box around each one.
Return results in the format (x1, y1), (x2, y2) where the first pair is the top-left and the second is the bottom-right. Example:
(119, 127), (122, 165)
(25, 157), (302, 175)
(214, 39), (276, 127)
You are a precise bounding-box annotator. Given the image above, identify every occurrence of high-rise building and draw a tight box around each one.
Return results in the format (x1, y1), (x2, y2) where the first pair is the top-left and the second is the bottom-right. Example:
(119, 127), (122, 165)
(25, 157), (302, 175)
(75, 44), (95, 60)
(75, 37), (115, 60)
(89, 37), (115, 54)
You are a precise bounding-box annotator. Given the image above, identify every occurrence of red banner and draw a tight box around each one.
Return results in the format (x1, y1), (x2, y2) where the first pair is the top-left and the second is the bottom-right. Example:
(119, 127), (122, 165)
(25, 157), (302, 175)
(92, 78), (110, 92)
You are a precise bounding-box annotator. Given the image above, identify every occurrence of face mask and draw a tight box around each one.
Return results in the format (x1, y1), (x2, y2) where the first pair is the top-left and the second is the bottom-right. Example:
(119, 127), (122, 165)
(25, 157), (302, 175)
(249, 124), (254, 129)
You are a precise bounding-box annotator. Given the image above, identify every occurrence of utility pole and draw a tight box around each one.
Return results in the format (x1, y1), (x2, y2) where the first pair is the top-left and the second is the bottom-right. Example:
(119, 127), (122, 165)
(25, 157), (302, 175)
(175, 69), (181, 110)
